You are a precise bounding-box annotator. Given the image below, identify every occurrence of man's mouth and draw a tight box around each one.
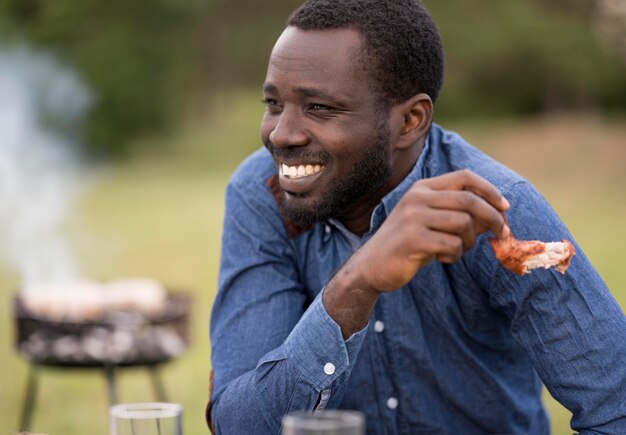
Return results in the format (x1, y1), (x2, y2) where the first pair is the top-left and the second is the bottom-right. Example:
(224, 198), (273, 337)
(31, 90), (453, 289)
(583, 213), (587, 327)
(278, 161), (326, 194)
(280, 163), (324, 179)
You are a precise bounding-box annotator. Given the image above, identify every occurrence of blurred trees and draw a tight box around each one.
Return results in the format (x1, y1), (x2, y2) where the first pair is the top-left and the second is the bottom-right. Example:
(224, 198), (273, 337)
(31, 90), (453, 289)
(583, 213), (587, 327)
(423, 0), (626, 118)
(594, 0), (626, 63)
(0, 0), (623, 156)
(0, 0), (205, 156)
(195, 0), (301, 91)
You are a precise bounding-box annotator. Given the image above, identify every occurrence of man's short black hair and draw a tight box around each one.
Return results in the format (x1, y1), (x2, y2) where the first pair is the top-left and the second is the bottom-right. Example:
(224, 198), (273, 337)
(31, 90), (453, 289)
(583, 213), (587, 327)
(288, 0), (444, 105)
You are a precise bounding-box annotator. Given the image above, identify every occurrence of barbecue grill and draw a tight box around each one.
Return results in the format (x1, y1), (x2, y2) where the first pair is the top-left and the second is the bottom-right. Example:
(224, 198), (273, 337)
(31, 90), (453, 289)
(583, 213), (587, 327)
(13, 290), (191, 431)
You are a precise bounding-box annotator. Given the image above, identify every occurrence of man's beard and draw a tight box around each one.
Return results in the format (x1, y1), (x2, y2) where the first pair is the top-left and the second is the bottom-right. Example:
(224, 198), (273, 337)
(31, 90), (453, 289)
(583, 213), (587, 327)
(282, 126), (392, 228)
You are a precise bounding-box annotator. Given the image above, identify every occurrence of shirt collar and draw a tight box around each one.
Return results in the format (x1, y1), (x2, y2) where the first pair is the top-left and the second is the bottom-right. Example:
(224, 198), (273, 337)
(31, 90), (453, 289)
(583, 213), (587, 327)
(369, 129), (433, 232)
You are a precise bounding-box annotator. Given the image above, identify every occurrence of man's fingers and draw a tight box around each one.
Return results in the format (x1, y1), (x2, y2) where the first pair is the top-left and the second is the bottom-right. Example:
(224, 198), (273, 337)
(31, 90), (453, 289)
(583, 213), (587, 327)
(408, 231), (464, 263)
(421, 208), (476, 251)
(436, 253), (461, 264)
(423, 169), (510, 212)
(414, 171), (510, 239)
(407, 188), (508, 239)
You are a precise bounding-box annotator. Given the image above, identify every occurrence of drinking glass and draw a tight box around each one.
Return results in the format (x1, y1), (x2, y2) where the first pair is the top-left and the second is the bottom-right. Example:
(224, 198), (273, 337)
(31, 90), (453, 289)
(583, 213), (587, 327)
(282, 410), (365, 435)
(109, 402), (182, 435)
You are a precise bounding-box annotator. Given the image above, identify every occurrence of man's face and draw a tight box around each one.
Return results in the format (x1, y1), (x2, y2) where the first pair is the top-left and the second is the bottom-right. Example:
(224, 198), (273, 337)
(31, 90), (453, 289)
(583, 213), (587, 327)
(260, 27), (393, 227)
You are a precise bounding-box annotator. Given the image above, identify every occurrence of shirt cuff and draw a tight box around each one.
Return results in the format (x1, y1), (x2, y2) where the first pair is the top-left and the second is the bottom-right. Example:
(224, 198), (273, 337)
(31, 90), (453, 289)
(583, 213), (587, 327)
(283, 289), (368, 390)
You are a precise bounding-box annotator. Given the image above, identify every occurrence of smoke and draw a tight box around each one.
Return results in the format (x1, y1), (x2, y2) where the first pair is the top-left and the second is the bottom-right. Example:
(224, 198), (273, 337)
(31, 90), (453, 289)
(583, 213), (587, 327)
(0, 45), (93, 287)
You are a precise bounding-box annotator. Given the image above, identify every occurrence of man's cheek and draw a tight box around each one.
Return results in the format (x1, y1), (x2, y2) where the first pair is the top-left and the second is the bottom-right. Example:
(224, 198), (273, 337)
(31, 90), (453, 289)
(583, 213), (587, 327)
(259, 119), (274, 145)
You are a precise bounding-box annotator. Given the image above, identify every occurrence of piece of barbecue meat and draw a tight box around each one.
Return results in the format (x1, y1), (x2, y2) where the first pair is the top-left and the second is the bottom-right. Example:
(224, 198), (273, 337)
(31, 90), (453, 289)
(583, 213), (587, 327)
(489, 234), (575, 275)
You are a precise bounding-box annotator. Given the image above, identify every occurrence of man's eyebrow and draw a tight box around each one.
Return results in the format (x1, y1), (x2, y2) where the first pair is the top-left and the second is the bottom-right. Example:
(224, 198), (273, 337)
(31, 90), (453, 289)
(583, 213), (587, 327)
(263, 83), (277, 93)
(262, 83), (342, 103)
(295, 87), (335, 100)
(263, 82), (345, 105)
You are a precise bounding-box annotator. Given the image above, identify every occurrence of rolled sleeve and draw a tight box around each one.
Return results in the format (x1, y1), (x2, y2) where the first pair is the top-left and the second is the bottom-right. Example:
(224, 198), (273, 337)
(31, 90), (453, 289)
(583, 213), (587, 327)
(283, 289), (368, 390)
(212, 291), (369, 434)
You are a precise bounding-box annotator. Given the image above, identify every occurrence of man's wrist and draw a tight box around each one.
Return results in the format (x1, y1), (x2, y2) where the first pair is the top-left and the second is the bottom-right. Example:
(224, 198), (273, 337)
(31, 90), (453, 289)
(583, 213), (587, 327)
(322, 259), (380, 339)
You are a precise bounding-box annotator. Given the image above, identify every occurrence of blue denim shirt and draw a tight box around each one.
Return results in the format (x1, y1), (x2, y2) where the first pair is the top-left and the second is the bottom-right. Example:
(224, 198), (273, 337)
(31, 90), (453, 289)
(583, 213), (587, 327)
(209, 124), (626, 434)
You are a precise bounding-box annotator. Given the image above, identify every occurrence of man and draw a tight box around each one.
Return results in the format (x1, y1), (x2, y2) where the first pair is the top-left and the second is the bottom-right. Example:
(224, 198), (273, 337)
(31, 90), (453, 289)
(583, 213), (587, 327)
(208, 0), (626, 433)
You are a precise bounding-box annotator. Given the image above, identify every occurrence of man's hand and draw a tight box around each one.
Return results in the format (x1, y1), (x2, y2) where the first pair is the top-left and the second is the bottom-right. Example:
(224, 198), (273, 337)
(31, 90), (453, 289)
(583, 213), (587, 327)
(324, 170), (510, 337)
(358, 169), (510, 291)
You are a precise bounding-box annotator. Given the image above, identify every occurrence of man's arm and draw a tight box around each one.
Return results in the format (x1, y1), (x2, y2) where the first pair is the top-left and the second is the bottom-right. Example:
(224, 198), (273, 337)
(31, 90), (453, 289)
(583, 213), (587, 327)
(209, 180), (367, 434)
(467, 181), (626, 433)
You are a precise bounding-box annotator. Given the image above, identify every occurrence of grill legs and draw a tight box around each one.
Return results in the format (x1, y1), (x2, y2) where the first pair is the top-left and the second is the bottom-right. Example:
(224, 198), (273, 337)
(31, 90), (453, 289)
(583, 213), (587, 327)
(19, 364), (39, 431)
(103, 364), (168, 405)
(104, 364), (119, 406)
(18, 363), (169, 431)
(148, 364), (168, 402)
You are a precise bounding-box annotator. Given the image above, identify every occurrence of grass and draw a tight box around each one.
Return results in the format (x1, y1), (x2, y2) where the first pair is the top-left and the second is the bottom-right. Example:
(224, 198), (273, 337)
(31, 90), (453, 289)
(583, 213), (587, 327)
(0, 92), (624, 434)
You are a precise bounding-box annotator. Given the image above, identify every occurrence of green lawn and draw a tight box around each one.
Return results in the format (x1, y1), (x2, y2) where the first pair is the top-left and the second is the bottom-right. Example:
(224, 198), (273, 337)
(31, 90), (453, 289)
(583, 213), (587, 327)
(1, 93), (624, 434)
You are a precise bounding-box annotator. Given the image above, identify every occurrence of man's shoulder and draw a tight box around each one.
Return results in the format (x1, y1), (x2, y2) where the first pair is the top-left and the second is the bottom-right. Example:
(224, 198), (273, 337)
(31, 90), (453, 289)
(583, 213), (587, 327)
(229, 147), (276, 194)
(429, 124), (527, 194)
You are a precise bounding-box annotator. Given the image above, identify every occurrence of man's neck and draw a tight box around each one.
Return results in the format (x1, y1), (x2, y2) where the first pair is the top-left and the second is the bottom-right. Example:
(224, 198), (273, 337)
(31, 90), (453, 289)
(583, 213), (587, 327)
(338, 141), (425, 236)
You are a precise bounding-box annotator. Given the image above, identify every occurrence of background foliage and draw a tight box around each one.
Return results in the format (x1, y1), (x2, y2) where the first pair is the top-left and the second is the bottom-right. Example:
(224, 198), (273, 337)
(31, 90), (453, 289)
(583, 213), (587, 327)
(0, 0), (205, 156)
(426, 0), (626, 117)
(0, 0), (624, 156)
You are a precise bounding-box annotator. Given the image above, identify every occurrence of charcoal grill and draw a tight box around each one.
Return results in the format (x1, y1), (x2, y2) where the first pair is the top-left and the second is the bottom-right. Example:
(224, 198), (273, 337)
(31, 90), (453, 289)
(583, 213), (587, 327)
(13, 291), (191, 431)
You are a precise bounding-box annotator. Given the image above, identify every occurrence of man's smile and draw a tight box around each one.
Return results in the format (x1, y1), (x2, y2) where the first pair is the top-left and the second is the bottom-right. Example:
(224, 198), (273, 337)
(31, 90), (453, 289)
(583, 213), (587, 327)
(278, 161), (327, 194)
(280, 163), (324, 179)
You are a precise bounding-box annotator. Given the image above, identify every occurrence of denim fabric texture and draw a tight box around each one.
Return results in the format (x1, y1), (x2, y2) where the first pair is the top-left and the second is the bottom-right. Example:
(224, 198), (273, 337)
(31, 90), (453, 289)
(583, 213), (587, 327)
(209, 124), (626, 434)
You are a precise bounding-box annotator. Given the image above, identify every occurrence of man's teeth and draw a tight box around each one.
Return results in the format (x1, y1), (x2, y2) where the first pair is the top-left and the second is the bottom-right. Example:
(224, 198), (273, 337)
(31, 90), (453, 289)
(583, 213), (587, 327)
(282, 163), (322, 179)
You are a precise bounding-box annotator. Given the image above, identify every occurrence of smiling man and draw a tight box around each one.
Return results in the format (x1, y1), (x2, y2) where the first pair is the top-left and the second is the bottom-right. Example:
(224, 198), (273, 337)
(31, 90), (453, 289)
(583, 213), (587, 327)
(261, 26), (406, 235)
(208, 1), (626, 434)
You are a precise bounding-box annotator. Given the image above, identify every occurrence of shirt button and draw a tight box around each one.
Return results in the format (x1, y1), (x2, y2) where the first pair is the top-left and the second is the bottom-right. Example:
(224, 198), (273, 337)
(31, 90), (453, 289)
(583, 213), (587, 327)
(374, 320), (385, 333)
(325, 225), (331, 234)
(323, 362), (336, 375)
(386, 397), (398, 410)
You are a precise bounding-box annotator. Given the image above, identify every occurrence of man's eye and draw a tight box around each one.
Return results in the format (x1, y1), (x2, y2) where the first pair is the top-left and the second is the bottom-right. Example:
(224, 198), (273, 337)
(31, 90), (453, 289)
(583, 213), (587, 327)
(309, 103), (332, 111)
(261, 98), (281, 108)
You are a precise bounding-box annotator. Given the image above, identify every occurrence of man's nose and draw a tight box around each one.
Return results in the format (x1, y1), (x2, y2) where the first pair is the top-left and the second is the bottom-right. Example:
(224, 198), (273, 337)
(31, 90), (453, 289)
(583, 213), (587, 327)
(268, 108), (309, 148)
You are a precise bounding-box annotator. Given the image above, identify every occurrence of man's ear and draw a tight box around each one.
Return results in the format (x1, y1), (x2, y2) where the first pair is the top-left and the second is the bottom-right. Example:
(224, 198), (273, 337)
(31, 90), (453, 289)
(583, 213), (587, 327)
(393, 93), (433, 150)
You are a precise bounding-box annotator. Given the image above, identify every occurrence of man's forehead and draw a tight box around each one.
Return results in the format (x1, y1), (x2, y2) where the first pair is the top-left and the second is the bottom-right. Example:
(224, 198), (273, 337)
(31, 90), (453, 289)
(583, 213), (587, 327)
(273, 26), (363, 54)
(269, 27), (364, 70)
(265, 27), (368, 97)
